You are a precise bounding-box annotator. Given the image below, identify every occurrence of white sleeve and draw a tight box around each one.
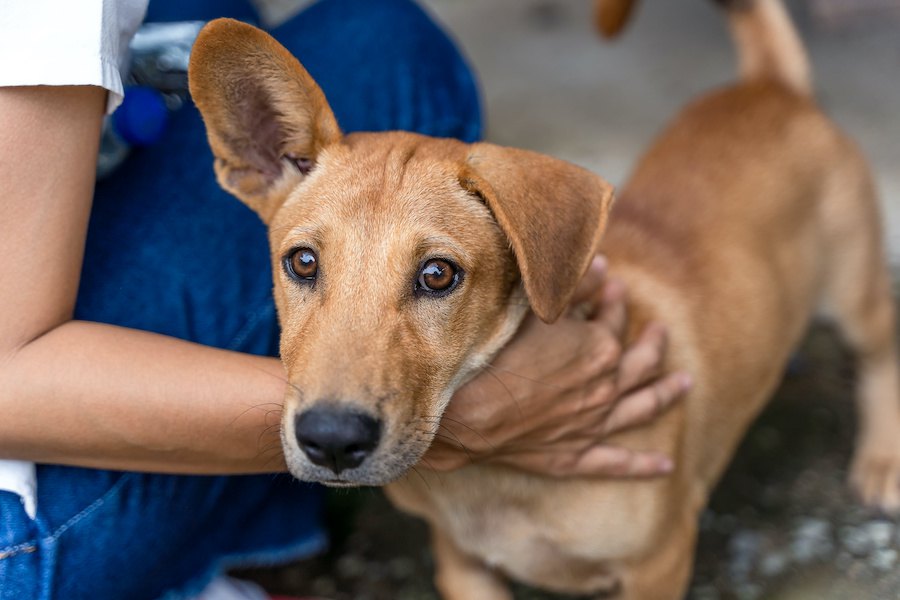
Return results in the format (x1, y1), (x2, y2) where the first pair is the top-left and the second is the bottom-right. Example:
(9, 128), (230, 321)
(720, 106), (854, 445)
(0, 0), (149, 113)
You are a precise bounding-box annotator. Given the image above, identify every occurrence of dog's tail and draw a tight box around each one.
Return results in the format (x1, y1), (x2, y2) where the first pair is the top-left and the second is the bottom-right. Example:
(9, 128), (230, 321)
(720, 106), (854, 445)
(719, 0), (812, 96)
(593, 0), (812, 96)
(592, 0), (639, 39)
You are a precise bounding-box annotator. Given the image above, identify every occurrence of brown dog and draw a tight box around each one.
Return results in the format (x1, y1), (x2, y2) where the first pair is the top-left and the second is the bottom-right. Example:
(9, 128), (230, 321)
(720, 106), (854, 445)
(188, 0), (900, 597)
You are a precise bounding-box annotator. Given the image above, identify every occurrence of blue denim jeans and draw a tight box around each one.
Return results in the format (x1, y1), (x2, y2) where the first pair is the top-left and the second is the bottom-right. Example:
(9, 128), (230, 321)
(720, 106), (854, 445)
(0, 1), (481, 598)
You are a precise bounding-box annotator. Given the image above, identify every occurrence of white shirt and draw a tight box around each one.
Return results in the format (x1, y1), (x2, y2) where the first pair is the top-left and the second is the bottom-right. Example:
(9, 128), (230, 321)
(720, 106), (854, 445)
(0, 0), (149, 519)
(0, 0), (148, 113)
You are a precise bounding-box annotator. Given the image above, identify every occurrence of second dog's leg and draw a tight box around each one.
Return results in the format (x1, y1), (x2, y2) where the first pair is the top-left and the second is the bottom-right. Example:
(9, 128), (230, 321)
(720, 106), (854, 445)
(837, 271), (900, 513)
(431, 530), (512, 600)
(821, 163), (900, 513)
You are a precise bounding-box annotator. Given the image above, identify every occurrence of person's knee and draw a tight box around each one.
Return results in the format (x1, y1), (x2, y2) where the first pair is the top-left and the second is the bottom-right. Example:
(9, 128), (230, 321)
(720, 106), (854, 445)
(77, 107), (279, 355)
(270, 0), (482, 140)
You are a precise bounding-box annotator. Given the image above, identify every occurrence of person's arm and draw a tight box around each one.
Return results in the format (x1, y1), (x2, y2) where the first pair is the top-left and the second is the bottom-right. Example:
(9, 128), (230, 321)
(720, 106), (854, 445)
(0, 85), (291, 473)
(0, 85), (683, 478)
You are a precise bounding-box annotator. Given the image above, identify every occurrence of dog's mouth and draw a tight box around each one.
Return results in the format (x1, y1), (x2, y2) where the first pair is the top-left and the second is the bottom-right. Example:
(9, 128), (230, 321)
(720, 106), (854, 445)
(287, 460), (427, 488)
(321, 479), (358, 487)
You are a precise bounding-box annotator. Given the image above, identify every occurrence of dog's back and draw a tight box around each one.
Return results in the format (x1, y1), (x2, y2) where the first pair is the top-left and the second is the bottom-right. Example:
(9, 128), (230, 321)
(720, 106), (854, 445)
(391, 1), (900, 598)
(603, 91), (842, 485)
(600, 0), (879, 487)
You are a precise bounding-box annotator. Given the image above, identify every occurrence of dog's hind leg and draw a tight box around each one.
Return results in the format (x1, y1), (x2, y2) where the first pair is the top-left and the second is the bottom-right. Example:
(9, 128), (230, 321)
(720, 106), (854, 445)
(818, 151), (900, 513)
(431, 529), (512, 600)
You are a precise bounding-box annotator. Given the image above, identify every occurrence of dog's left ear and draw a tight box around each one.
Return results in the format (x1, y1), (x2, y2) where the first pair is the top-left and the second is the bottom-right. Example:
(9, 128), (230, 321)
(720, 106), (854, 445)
(188, 18), (342, 223)
(463, 143), (615, 323)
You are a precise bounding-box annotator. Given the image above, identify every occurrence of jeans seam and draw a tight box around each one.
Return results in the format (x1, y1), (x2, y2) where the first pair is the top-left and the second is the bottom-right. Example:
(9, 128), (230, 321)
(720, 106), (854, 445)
(226, 304), (274, 351)
(44, 473), (135, 542)
(0, 541), (38, 561)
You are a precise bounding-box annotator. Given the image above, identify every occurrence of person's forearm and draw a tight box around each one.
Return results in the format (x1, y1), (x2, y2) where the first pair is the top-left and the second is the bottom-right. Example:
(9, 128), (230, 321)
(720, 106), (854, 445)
(0, 86), (290, 474)
(0, 320), (289, 473)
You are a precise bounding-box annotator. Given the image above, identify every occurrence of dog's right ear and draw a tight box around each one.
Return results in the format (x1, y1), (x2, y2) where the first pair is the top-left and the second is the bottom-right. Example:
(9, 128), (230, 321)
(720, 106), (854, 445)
(188, 18), (342, 223)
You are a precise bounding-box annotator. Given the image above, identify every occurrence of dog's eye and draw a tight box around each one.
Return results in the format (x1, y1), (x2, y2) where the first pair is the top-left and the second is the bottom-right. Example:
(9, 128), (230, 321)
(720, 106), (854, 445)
(416, 259), (461, 296)
(284, 248), (318, 282)
(284, 153), (315, 175)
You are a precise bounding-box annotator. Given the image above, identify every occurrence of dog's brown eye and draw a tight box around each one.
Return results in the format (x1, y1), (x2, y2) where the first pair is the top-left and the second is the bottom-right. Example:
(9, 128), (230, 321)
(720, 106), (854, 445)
(417, 259), (461, 296)
(285, 248), (318, 282)
(284, 153), (314, 175)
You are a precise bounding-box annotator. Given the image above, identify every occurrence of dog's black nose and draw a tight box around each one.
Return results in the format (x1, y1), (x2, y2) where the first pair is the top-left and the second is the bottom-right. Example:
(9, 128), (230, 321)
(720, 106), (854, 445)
(294, 408), (381, 474)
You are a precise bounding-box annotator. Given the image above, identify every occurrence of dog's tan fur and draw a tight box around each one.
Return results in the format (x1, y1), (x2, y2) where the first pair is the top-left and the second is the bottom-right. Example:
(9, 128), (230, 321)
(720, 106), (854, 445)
(189, 19), (613, 488)
(189, 1), (900, 597)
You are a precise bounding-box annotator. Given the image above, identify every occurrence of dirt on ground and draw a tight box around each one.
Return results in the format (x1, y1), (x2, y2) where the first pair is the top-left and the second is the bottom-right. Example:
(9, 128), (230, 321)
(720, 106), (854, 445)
(241, 324), (900, 599)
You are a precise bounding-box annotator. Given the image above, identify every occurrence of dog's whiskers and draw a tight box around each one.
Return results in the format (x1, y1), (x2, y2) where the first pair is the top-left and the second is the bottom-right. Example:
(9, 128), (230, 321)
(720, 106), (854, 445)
(414, 419), (470, 445)
(415, 428), (475, 459)
(479, 366), (525, 417)
(416, 456), (446, 487)
(418, 414), (496, 452)
(483, 363), (562, 390)
(409, 465), (432, 491)
(255, 443), (282, 460)
(227, 401), (285, 428)
(256, 422), (282, 450)
(244, 362), (307, 399)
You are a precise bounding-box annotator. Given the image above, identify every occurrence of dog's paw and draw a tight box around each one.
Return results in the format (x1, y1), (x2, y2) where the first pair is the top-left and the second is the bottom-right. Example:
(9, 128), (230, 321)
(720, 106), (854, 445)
(849, 441), (900, 515)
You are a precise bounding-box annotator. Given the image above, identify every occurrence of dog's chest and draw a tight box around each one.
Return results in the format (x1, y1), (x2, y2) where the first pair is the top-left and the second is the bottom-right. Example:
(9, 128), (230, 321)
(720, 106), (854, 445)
(443, 498), (609, 590)
(410, 469), (665, 592)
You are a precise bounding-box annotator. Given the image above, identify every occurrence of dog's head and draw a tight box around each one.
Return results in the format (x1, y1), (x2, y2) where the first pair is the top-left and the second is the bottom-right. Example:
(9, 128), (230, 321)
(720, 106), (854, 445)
(189, 19), (614, 485)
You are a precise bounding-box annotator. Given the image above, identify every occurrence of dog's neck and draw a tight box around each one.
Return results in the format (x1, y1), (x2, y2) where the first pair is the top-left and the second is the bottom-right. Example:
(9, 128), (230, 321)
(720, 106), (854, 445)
(442, 284), (532, 405)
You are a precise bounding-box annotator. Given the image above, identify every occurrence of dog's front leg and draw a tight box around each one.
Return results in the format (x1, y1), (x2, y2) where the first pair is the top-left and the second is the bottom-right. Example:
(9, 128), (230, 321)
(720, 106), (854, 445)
(431, 529), (512, 600)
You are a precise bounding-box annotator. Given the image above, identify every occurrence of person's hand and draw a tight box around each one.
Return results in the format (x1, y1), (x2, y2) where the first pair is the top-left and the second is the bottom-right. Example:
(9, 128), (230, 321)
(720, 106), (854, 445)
(421, 256), (691, 477)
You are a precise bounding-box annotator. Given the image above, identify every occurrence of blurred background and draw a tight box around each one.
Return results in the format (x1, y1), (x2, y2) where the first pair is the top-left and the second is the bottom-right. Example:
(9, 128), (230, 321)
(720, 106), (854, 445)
(257, 0), (900, 261)
(419, 0), (900, 263)
(237, 1), (900, 598)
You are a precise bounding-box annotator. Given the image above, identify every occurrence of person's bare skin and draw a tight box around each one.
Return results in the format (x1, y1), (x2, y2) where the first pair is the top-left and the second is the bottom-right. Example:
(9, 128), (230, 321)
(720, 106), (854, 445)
(426, 265), (691, 476)
(0, 85), (687, 477)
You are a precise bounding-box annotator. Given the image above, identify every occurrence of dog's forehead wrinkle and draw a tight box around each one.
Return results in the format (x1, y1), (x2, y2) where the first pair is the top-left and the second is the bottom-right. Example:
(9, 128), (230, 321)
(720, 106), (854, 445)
(274, 132), (523, 402)
(283, 224), (318, 243)
(279, 141), (500, 259)
(384, 141), (421, 193)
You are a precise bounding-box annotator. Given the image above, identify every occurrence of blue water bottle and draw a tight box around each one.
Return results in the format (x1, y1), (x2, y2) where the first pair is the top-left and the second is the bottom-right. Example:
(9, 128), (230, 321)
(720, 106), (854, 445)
(96, 86), (169, 179)
(96, 21), (206, 179)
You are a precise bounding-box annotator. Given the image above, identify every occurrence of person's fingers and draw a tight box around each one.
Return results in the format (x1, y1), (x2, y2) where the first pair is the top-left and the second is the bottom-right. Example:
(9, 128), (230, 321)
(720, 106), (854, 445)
(576, 446), (675, 477)
(616, 321), (668, 392)
(569, 255), (608, 308)
(595, 276), (628, 338)
(489, 448), (592, 476)
(600, 371), (692, 436)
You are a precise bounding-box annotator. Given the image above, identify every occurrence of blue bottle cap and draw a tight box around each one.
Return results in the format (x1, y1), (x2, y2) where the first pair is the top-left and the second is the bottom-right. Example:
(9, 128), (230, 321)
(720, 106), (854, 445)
(113, 86), (169, 146)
